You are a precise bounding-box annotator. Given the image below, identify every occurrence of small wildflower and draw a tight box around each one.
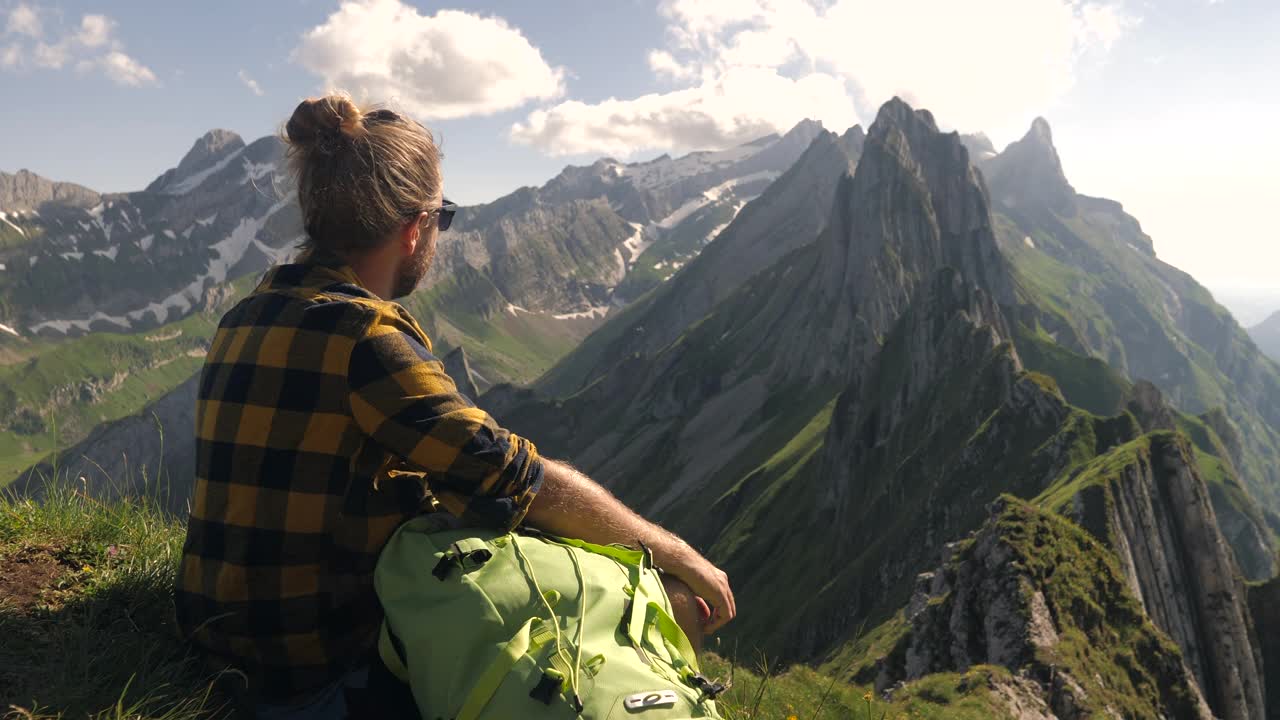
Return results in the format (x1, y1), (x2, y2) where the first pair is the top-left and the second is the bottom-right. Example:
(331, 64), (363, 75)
(81, 564), (93, 573)
(106, 544), (119, 557)
(863, 690), (874, 701)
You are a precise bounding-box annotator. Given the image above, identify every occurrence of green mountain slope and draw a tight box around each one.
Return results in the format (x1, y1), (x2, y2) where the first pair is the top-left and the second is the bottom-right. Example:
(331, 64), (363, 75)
(493, 98), (1273, 718)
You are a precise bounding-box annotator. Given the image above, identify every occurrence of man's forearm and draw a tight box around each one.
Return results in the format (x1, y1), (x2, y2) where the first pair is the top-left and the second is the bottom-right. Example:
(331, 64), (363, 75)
(520, 457), (737, 632)
(522, 458), (692, 568)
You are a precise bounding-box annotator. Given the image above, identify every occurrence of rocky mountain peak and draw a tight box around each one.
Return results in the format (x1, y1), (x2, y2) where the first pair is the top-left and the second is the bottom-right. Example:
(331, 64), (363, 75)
(178, 129), (245, 176)
(815, 96), (1013, 358)
(984, 116), (1075, 213)
(145, 129), (247, 194)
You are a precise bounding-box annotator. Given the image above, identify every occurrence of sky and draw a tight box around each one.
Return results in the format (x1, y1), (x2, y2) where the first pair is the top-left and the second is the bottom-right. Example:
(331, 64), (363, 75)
(0, 0), (1277, 296)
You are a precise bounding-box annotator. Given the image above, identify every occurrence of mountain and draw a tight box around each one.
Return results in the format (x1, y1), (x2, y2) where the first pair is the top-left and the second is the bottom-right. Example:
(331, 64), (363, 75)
(0, 131), (297, 334)
(1249, 310), (1280, 361)
(539, 123), (866, 395)
(880, 497), (1215, 719)
(0, 121), (824, 486)
(981, 118), (1280, 519)
(6, 98), (1277, 716)
(0, 169), (100, 212)
(488, 98), (1273, 718)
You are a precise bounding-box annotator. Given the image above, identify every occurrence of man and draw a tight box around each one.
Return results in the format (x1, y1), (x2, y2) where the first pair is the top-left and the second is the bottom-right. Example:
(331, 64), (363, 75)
(175, 96), (734, 718)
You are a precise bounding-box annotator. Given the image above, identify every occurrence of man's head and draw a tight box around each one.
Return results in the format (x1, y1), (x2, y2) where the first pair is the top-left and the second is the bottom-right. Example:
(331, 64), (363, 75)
(284, 93), (448, 298)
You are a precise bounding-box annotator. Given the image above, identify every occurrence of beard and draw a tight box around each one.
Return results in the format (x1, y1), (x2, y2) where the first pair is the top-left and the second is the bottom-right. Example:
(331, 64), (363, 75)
(390, 229), (436, 299)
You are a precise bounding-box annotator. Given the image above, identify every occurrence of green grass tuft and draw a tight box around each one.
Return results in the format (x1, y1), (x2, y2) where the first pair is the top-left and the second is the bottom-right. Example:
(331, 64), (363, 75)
(0, 478), (226, 719)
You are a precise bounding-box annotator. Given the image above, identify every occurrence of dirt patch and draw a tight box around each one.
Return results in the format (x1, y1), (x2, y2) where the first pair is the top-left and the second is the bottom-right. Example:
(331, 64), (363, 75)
(0, 546), (76, 612)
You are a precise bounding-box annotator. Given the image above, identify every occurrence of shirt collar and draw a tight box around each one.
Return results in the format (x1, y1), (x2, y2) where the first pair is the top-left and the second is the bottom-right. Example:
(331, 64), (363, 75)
(257, 249), (372, 298)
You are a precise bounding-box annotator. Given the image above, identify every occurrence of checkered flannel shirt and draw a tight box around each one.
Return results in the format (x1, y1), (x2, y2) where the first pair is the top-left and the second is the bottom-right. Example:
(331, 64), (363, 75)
(175, 256), (544, 699)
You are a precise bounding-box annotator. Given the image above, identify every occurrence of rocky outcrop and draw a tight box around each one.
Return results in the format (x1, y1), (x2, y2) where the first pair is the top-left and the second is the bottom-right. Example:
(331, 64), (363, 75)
(880, 498), (1213, 719)
(442, 346), (481, 400)
(982, 117), (1076, 214)
(1067, 432), (1265, 720)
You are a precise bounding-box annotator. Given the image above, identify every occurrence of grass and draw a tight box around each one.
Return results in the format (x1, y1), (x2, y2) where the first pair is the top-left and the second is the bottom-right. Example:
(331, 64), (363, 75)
(699, 653), (1013, 720)
(0, 478), (227, 719)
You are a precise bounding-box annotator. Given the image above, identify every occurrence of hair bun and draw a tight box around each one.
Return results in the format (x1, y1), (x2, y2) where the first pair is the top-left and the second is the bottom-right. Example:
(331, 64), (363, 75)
(286, 94), (367, 145)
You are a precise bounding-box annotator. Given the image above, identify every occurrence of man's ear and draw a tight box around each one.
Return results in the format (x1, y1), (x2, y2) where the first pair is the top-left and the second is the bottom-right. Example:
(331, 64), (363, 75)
(397, 212), (428, 257)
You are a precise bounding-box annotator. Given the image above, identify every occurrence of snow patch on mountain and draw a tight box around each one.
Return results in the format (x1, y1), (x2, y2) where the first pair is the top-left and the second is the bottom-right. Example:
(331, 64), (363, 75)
(0, 212), (25, 236)
(29, 196), (293, 334)
(242, 159), (276, 184)
(163, 147), (246, 195)
(656, 171), (778, 231)
(554, 305), (611, 321)
(622, 143), (767, 190)
(621, 223), (651, 263)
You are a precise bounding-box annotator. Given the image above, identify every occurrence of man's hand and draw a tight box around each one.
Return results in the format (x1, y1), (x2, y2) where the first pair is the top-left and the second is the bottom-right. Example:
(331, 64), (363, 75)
(663, 548), (735, 634)
(522, 459), (738, 635)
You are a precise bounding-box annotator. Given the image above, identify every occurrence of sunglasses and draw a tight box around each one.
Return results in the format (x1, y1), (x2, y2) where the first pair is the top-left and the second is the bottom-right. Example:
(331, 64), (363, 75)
(434, 198), (458, 231)
(406, 198), (457, 231)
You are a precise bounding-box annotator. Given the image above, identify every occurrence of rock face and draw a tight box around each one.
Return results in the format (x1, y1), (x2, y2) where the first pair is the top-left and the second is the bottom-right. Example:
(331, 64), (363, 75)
(539, 124), (865, 395)
(0, 169), (100, 211)
(1067, 433), (1265, 720)
(145, 129), (248, 194)
(881, 498), (1213, 720)
(1246, 576), (1280, 718)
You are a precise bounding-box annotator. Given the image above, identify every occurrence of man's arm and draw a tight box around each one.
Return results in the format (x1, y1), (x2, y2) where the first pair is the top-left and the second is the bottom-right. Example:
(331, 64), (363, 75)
(523, 458), (736, 634)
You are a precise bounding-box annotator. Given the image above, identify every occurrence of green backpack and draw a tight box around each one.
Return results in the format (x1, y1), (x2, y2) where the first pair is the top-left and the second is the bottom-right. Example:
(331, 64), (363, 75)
(374, 516), (726, 720)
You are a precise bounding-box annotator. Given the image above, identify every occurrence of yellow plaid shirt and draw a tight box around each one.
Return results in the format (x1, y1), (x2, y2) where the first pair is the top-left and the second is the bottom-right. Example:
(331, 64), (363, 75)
(175, 256), (544, 699)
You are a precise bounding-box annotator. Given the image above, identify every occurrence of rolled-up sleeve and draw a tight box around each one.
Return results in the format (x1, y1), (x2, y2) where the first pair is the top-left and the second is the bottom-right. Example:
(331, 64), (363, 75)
(347, 310), (543, 530)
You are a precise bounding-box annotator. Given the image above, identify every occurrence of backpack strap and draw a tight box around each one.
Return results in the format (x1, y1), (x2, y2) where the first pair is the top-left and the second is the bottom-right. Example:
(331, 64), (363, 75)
(378, 622), (410, 682)
(455, 616), (541, 720)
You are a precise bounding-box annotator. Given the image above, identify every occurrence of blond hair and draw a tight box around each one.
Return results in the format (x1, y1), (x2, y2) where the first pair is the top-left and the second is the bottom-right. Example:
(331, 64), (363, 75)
(283, 93), (441, 258)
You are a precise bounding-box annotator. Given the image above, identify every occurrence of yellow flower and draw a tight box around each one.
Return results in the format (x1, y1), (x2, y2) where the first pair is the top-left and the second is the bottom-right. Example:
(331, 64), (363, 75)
(863, 690), (874, 701)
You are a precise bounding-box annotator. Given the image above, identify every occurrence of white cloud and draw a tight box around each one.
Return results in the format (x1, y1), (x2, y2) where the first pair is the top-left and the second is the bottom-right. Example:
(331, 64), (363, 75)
(5, 4), (41, 37)
(100, 51), (156, 86)
(293, 0), (564, 120)
(648, 49), (694, 80)
(513, 0), (1138, 157)
(0, 7), (156, 86)
(76, 14), (113, 48)
(512, 66), (855, 157)
(32, 39), (65, 68)
(238, 68), (264, 96)
(1, 44), (20, 68)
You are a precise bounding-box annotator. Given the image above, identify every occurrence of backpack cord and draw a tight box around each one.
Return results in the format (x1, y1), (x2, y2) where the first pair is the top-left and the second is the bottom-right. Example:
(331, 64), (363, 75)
(511, 534), (587, 712)
(565, 543), (588, 712)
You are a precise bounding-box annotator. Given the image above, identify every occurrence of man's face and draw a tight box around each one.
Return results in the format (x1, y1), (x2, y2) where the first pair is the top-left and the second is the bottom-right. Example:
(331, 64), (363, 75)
(391, 214), (438, 299)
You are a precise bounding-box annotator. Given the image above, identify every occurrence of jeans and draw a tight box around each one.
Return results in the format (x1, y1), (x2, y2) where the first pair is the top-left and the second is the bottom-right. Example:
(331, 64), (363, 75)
(254, 667), (369, 720)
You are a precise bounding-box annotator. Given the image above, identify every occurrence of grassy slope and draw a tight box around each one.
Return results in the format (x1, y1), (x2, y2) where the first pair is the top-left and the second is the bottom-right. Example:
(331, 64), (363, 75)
(398, 264), (602, 388)
(0, 280), (247, 487)
(998, 207), (1280, 514)
(0, 483), (225, 718)
(0, 261), (593, 490)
